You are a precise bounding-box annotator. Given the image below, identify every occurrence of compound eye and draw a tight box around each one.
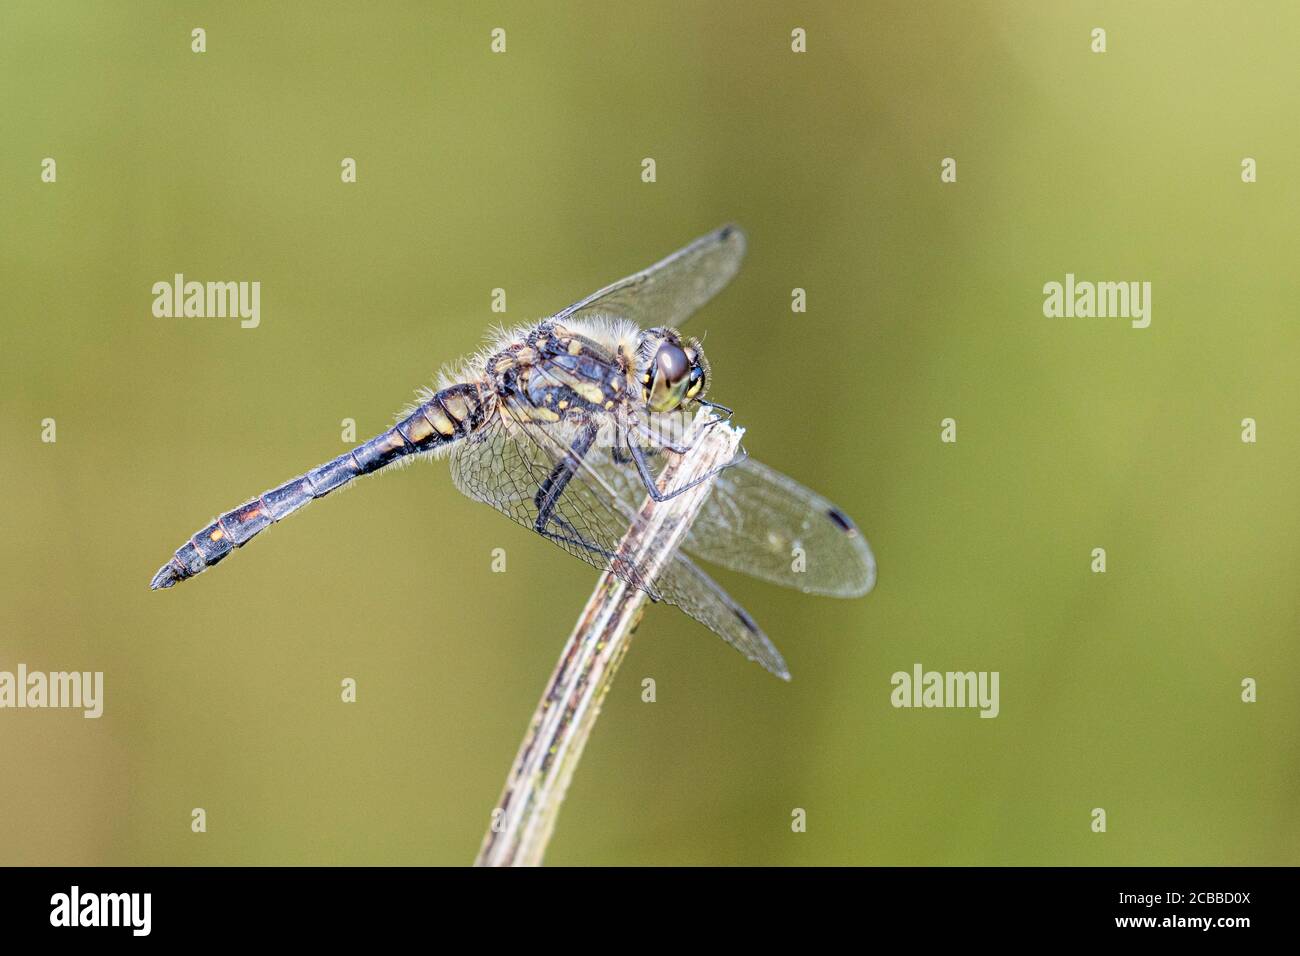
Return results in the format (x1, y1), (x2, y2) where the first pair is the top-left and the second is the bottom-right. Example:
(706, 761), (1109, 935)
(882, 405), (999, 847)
(655, 343), (689, 385)
(685, 365), (705, 399)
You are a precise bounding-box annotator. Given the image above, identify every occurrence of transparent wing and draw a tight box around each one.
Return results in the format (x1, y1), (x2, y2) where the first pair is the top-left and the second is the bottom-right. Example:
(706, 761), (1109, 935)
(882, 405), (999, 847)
(450, 403), (658, 596)
(448, 401), (789, 679)
(584, 434), (876, 598)
(687, 458), (876, 597)
(553, 224), (746, 329)
(653, 550), (790, 679)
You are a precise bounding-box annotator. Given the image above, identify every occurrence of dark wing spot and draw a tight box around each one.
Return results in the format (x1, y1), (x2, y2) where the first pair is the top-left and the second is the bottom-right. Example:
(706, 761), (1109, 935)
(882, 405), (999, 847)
(733, 605), (761, 634)
(827, 507), (857, 533)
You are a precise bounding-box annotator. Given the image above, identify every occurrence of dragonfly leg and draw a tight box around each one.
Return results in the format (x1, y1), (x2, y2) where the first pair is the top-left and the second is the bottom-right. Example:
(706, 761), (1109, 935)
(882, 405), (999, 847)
(697, 398), (735, 423)
(538, 515), (615, 561)
(614, 420), (675, 460)
(629, 407), (733, 458)
(532, 423), (658, 595)
(536, 518), (657, 599)
(533, 422), (598, 533)
(634, 420), (693, 455)
(625, 430), (747, 502)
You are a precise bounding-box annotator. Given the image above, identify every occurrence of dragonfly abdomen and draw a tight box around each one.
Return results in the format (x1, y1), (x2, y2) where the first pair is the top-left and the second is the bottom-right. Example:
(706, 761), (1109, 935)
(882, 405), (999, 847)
(149, 384), (484, 590)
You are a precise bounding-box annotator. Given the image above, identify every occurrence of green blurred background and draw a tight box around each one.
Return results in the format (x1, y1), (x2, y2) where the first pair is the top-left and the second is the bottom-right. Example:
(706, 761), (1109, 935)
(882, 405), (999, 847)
(2, 1), (1298, 866)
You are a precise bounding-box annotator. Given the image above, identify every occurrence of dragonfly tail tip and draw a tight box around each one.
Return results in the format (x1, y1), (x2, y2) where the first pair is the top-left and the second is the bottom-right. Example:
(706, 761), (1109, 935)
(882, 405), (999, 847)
(149, 564), (179, 590)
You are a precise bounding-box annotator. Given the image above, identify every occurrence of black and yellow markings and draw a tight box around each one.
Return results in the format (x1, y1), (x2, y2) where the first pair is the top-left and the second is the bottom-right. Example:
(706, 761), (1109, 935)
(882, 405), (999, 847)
(396, 386), (484, 451)
(573, 382), (606, 405)
(426, 404), (459, 437)
(516, 328), (628, 418)
(398, 409), (437, 444)
(190, 519), (234, 565)
(352, 428), (409, 472)
(398, 404), (450, 443)
(153, 383), (486, 589)
(440, 391), (473, 427)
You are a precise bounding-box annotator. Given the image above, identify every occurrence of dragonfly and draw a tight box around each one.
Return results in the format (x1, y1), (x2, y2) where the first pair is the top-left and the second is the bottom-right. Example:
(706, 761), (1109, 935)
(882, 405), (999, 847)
(149, 225), (876, 679)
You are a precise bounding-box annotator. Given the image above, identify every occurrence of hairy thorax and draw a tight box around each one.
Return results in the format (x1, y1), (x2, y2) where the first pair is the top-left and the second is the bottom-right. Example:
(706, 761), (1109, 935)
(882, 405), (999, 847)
(484, 321), (637, 427)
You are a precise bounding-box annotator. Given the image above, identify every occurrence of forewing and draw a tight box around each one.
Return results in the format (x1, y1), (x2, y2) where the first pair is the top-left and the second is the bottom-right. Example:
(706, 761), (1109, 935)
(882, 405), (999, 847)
(554, 224), (746, 329)
(448, 402), (789, 678)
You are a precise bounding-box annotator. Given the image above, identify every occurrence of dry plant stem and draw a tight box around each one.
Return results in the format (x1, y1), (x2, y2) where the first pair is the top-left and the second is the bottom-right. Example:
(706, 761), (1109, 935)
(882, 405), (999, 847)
(475, 408), (743, 866)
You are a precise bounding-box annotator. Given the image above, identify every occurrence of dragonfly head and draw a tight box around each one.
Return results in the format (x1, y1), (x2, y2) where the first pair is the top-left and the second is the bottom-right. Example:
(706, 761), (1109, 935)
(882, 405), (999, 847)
(638, 327), (709, 412)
